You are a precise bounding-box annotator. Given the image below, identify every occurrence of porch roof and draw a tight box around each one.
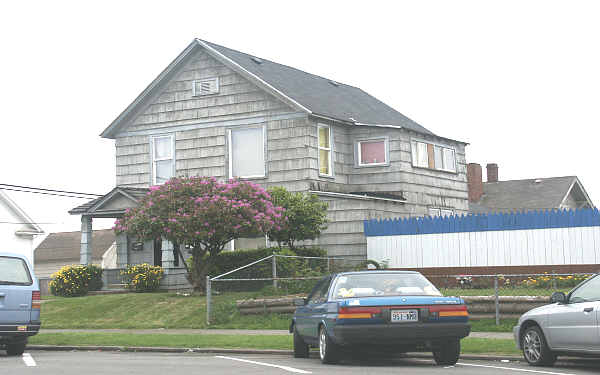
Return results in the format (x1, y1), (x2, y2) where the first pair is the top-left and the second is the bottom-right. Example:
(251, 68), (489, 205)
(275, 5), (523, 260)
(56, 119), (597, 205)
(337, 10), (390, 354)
(68, 186), (148, 218)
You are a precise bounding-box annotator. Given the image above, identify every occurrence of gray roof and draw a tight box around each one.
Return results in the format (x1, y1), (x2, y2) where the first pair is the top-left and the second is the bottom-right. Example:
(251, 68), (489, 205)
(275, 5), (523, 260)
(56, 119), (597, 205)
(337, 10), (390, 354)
(470, 176), (580, 213)
(34, 229), (115, 263)
(102, 39), (450, 139)
(69, 187), (148, 215)
(201, 40), (435, 135)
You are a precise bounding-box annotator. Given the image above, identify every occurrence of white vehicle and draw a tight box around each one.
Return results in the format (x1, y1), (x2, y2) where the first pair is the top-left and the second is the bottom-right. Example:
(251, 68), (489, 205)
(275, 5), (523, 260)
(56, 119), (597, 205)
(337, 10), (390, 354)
(513, 273), (600, 366)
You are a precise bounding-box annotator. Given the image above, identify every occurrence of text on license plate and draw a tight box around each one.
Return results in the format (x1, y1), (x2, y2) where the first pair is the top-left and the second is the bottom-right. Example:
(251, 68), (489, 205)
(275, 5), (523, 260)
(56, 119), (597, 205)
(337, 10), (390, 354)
(391, 309), (418, 323)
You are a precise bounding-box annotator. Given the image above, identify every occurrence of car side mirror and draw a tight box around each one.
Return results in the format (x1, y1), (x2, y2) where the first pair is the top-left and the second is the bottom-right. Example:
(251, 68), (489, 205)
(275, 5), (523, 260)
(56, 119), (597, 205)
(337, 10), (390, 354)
(293, 298), (307, 306)
(550, 292), (567, 304)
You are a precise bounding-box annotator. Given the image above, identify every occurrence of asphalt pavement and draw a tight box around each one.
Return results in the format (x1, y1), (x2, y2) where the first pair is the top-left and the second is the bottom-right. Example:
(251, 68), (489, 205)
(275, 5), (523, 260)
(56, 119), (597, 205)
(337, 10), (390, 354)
(2, 351), (599, 375)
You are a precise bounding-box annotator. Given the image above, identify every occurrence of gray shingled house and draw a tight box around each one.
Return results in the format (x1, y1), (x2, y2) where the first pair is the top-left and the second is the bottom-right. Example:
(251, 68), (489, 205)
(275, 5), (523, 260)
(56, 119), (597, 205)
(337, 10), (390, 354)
(69, 39), (469, 271)
(467, 163), (594, 213)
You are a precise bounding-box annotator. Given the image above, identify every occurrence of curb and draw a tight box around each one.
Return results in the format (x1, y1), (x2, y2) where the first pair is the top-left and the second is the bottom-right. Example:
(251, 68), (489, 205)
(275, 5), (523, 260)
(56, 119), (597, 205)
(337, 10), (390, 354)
(28, 345), (521, 361)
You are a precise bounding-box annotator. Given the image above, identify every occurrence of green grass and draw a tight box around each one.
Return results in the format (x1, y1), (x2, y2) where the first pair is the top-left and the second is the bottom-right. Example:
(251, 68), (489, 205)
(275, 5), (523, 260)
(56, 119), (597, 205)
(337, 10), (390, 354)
(29, 333), (518, 355)
(470, 318), (518, 332)
(441, 288), (567, 296)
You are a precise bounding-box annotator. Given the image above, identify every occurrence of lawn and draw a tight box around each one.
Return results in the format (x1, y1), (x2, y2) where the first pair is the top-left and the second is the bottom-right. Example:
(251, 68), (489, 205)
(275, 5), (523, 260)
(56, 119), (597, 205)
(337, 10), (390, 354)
(41, 292), (521, 331)
(29, 333), (519, 355)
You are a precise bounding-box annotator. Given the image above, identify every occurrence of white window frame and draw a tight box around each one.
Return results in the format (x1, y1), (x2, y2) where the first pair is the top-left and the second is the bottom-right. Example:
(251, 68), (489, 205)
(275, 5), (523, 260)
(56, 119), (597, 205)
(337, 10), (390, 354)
(411, 139), (457, 173)
(228, 126), (266, 179)
(151, 134), (175, 185)
(318, 124), (333, 177)
(356, 138), (389, 167)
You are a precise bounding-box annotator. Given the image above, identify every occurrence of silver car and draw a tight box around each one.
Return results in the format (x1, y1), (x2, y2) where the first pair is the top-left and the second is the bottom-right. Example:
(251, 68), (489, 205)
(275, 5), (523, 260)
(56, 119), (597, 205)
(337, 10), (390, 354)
(513, 273), (600, 366)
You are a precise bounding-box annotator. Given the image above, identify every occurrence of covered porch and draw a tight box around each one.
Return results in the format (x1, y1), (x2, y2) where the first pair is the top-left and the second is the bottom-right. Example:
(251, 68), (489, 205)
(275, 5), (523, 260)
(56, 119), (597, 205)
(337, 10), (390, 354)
(68, 186), (190, 290)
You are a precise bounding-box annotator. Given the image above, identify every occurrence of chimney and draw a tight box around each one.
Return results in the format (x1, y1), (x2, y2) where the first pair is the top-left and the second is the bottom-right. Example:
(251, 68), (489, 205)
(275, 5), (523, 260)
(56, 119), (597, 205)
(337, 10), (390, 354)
(487, 163), (498, 183)
(467, 163), (483, 203)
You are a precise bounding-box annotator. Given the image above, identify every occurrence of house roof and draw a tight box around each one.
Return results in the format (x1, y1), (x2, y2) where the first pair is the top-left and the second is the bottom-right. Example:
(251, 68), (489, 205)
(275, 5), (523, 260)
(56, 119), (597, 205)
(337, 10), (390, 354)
(470, 176), (593, 213)
(101, 39), (456, 140)
(0, 189), (44, 236)
(69, 187), (149, 216)
(34, 229), (115, 263)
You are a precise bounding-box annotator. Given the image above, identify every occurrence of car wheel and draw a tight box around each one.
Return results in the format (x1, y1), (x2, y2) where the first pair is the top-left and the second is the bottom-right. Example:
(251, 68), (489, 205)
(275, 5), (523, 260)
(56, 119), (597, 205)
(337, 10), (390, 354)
(433, 339), (460, 366)
(522, 326), (556, 366)
(318, 325), (340, 364)
(6, 340), (26, 356)
(293, 326), (309, 358)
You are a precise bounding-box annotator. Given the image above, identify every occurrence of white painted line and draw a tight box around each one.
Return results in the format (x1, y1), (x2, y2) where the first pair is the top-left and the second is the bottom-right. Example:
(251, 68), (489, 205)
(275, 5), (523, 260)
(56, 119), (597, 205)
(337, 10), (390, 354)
(22, 353), (36, 367)
(457, 363), (575, 375)
(215, 355), (311, 374)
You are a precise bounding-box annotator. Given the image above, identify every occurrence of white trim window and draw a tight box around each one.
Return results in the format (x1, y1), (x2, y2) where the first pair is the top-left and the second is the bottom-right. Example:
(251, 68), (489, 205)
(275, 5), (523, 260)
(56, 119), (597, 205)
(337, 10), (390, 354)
(411, 140), (456, 172)
(357, 139), (388, 166)
(151, 135), (174, 185)
(428, 208), (454, 217)
(318, 124), (333, 176)
(228, 127), (265, 178)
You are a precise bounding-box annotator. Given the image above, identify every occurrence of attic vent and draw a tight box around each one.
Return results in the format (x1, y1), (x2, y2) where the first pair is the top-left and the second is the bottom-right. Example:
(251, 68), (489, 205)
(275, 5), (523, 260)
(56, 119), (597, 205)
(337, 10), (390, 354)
(534, 179), (543, 184)
(328, 80), (340, 87)
(251, 56), (263, 64)
(192, 77), (219, 96)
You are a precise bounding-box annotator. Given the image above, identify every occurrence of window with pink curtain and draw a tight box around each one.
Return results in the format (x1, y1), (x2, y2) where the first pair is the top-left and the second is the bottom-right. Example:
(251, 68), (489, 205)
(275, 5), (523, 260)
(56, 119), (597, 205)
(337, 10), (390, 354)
(360, 140), (386, 165)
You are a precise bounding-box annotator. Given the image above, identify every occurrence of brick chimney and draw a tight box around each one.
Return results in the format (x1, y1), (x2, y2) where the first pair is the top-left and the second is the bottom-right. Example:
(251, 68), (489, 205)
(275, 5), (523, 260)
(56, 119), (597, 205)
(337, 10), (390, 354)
(487, 163), (499, 183)
(467, 163), (483, 203)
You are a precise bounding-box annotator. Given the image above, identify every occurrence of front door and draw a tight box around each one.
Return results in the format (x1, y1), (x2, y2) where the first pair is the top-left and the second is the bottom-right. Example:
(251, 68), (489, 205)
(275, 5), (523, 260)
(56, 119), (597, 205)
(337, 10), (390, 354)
(547, 275), (600, 351)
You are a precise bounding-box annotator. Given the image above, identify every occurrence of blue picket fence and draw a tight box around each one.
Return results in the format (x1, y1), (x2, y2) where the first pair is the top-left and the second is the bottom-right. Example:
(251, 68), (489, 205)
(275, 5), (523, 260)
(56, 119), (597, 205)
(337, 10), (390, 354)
(364, 208), (600, 237)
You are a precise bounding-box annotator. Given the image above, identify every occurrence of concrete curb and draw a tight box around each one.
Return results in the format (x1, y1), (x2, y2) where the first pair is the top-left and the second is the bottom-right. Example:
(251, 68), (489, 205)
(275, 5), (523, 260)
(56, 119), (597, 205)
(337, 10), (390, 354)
(28, 345), (521, 361)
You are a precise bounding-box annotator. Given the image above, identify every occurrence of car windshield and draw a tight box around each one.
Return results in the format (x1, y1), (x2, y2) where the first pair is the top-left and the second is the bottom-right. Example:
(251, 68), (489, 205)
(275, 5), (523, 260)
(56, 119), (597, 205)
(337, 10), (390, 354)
(332, 273), (442, 299)
(0, 256), (32, 285)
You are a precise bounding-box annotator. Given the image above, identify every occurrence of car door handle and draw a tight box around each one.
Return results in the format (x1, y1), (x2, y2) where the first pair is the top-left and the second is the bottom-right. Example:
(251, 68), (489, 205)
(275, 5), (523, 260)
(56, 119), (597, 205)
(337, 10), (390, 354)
(583, 307), (593, 313)
(0, 293), (5, 297)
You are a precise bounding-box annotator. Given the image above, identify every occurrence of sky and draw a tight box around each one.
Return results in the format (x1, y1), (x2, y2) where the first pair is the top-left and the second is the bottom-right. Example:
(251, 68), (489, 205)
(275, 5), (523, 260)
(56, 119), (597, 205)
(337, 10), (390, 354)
(1, 0), (599, 242)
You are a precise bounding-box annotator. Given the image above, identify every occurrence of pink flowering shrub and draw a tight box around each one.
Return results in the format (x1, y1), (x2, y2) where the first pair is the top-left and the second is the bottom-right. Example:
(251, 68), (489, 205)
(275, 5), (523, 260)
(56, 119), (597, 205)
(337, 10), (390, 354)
(114, 176), (286, 289)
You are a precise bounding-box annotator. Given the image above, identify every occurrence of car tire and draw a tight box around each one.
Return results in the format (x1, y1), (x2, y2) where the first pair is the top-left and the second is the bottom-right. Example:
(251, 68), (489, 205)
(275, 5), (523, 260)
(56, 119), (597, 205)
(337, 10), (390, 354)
(521, 326), (556, 366)
(293, 326), (309, 358)
(433, 339), (460, 366)
(6, 340), (27, 356)
(318, 325), (340, 364)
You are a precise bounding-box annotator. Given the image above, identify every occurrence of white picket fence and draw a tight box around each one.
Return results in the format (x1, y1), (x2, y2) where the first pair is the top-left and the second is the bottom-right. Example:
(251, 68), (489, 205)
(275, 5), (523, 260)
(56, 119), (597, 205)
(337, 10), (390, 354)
(367, 226), (600, 268)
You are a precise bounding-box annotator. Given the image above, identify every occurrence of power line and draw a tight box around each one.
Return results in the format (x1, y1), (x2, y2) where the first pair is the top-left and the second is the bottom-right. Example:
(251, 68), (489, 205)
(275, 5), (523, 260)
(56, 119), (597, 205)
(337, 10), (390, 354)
(0, 221), (62, 225)
(0, 187), (97, 200)
(0, 183), (103, 197)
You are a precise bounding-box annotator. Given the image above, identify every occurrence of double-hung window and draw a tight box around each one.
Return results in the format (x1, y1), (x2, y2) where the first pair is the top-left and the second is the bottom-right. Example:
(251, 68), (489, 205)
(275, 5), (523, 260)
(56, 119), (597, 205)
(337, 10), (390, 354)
(411, 140), (456, 172)
(428, 208), (454, 217)
(357, 139), (388, 166)
(229, 127), (265, 178)
(151, 135), (174, 185)
(318, 124), (333, 176)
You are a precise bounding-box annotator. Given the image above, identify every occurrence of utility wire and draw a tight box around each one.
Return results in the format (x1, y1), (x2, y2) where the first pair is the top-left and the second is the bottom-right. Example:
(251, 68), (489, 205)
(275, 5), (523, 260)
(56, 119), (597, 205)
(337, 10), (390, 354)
(0, 183), (103, 197)
(0, 221), (62, 225)
(0, 187), (98, 200)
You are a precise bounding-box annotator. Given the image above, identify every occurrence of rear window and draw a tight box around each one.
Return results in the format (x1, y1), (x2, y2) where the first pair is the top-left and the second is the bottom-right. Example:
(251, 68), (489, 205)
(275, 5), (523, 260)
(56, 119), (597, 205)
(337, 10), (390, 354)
(0, 256), (32, 285)
(332, 273), (442, 299)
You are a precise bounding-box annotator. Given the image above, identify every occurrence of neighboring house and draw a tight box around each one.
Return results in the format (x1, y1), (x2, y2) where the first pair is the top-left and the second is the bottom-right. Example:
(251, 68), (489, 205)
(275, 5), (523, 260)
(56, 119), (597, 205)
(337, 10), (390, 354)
(34, 229), (116, 278)
(69, 38), (469, 270)
(0, 189), (44, 264)
(467, 163), (594, 213)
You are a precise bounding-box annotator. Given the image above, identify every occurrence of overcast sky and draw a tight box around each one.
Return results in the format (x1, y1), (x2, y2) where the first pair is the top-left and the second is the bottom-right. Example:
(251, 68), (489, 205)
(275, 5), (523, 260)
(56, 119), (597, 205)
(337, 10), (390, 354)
(1, 0), (599, 239)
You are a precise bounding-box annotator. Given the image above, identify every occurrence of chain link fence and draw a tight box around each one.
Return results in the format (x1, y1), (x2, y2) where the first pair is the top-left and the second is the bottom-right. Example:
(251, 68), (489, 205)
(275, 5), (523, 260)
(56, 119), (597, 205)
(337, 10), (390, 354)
(206, 254), (368, 325)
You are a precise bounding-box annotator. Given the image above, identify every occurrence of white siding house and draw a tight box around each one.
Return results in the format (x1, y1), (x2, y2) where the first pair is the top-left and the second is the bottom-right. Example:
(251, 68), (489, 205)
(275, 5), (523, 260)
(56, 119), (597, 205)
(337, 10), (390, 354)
(0, 190), (44, 265)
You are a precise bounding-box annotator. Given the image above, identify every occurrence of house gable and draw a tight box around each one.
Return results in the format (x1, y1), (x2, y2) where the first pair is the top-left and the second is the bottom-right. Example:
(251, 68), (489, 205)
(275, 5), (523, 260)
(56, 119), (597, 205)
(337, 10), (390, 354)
(0, 190), (43, 236)
(560, 177), (594, 209)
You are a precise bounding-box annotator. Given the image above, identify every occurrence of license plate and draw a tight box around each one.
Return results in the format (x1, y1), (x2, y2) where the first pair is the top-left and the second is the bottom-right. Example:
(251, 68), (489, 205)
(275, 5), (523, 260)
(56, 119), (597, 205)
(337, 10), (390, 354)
(391, 309), (418, 323)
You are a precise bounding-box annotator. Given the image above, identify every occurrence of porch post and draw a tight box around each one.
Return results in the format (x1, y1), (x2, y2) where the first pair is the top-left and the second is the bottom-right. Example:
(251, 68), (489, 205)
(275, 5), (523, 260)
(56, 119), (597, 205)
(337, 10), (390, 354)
(80, 215), (93, 265)
(116, 233), (128, 268)
(161, 238), (175, 270)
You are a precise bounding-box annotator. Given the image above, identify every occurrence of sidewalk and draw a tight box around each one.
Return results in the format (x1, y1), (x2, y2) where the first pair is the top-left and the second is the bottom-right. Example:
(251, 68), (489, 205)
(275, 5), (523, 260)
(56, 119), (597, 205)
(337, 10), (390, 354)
(39, 328), (513, 339)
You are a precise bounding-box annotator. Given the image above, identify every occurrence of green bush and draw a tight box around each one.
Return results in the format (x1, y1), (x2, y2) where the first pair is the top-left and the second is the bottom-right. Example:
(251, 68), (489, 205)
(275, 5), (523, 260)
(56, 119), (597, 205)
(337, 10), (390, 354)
(86, 264), (103, 291)
(49, 265), (97, 297)
(121, 264), (164, 292)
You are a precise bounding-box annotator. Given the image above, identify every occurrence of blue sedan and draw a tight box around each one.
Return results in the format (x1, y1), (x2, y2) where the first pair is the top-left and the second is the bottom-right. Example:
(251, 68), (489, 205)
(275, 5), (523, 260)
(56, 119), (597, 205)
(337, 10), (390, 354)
(290, 271), (470, 364)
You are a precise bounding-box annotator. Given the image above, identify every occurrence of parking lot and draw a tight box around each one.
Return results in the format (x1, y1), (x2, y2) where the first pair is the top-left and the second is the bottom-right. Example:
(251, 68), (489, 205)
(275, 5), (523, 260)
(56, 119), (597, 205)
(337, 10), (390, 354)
(2, 351), (600, 375)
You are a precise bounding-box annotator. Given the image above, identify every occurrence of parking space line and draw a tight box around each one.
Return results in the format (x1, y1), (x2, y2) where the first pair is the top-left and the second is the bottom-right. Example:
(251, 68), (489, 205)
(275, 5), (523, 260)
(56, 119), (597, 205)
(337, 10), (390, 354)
(215, 355), (311, 374)
(457, 363), (575, 375)
(22, 353), (36, 367)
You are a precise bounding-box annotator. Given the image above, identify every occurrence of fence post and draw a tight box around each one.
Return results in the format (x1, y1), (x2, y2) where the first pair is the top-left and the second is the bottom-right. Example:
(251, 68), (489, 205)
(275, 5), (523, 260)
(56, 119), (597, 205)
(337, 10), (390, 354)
(272, 255), (278, 289)
(327, 257), (330, 273)
(494, 275), (500, 326)
(206, 276), (211, 326)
